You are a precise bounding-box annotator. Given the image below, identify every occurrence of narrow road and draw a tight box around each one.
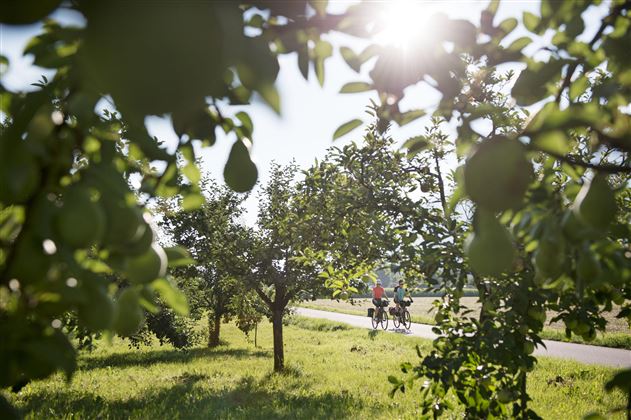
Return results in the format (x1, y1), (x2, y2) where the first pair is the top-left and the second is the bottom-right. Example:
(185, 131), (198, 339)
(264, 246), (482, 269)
(294, 307), (631, 368)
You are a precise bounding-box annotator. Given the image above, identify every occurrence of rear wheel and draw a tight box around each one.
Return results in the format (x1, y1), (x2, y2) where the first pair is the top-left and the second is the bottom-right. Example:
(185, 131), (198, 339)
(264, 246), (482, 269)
(403, 310), (412, 329)
(381, 312), (389, 330)
(371, 309), (379, 329)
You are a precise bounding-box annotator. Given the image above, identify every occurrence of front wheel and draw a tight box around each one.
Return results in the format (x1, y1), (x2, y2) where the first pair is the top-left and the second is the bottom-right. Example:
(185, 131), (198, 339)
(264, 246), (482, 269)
(381, 311), (389, 330)
(393, 310), (400, 328)
(371, 309), (379, 329)
(403, 310), (411, 329)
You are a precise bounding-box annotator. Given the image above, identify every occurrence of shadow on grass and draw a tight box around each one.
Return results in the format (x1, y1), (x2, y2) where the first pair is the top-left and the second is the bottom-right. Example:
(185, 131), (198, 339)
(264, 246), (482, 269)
(18, 371), (359, 419)
(79, 346), (271, 371)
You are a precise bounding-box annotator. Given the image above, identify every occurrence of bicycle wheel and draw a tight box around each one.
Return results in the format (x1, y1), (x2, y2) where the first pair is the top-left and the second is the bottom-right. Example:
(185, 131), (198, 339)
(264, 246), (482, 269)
(381, 312), (389, 330)
(403, 310), (412, 329)
(371, 309), (379, 329)
(393, 311), (400, 328)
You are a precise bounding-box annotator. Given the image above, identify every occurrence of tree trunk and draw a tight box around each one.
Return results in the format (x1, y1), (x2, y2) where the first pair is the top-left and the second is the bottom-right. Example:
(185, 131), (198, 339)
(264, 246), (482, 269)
(254, 323), (258, 348)
(208, 312), (221, 347)
(272, 307), (284, 371)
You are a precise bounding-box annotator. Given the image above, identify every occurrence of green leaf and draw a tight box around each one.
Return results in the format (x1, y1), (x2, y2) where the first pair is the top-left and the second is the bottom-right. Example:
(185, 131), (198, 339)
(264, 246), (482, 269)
(512, 59), (566, 105)
(395, 109), (426, 126)
(340, 46), (360, 72)
(499, 18), (518, 35)
(182, 192), (204, 211)
(333, 119), (362, 140)
(257, 84), (281, 114)
(297, 43), (310, 80)
(315, 58), (326, 87)
(532, 130), (569, 154)
(339, 82), (372, 94)
(485, 0), (500, 15)
(507, 36), (532, 52)
(523, 12), (539, 32)
(164, 246), (195, 268)
(403, 136), (429, 156)
(569, 75), (589, 101)
(388, 375), (401, 385)
(235, 111), (254, 137)
(151, 278), (189, 316)
(182, 163), (200, 185)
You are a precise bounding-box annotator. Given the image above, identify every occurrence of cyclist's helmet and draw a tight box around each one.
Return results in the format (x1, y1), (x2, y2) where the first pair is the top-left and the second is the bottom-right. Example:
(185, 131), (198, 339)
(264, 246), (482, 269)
(376, 279), (382, 286)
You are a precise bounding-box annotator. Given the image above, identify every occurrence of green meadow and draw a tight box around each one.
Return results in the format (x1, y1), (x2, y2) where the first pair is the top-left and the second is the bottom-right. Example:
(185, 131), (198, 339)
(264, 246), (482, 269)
(6, 317), (626, 419)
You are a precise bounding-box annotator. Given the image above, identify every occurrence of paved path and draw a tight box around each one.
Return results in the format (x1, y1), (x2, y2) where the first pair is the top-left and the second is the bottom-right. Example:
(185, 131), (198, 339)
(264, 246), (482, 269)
(294, 307), (631, 368)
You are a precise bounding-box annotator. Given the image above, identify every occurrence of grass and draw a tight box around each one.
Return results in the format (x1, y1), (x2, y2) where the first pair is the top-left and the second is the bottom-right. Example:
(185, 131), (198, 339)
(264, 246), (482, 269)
(4, 317), (627, 419)
(298, 298), (631, 349)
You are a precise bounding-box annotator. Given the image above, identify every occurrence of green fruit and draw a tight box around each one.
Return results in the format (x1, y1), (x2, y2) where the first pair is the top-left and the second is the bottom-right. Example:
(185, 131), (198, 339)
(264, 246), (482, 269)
(223, 140), (258, 193)
(574, 174), (616, 231)
(464, 137), (533, 211)
(576, 249), (601, 285)
(102, 201), (144, 247)
(465, 211), (516, 277)
(125, 244), (167, 284)
(527, 307), (546, 323)
(78, 286), (115, 331)
(497, 388), (513, 404)
(523, 341), (535, 355)
(0, 142), (41, 205)
(114, 221), (154, 256)
(581, 328), (596, 342)
(534, 236), (565, 279)
(55, 186), (106, 248)
(8, 233), (50, 283)
(113, 288), (144, 336)
(573, 322), (590, 335)
(0, 0), (62, 24)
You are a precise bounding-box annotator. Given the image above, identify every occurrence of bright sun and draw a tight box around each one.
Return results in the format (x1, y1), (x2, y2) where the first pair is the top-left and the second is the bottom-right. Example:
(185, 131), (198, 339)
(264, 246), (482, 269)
(375, 0), (439, 49)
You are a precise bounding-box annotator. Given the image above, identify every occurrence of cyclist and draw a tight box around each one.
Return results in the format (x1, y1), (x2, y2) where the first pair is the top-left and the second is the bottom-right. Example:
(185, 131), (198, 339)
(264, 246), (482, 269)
(393, 280), (406, 313)
(372, 280), (388, 314)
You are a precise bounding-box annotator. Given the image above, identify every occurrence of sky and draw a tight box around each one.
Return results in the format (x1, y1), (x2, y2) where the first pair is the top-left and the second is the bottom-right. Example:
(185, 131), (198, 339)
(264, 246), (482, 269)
(0, 1), (607, 225)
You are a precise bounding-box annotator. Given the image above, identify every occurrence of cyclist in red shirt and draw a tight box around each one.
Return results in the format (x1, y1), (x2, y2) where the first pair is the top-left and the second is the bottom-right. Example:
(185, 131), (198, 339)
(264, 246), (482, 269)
(372, 280), (388, 309)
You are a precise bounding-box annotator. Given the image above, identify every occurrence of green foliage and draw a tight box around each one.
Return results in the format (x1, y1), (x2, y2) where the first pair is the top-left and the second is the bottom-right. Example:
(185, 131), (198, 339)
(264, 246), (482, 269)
(157, 179), (255, 347)
(0, 0), (330, 398)
(328, 2), (631, 417)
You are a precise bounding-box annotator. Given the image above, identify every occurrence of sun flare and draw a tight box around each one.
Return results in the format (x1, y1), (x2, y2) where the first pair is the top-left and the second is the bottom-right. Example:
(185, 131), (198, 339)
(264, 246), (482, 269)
(375, 0), (439, 49)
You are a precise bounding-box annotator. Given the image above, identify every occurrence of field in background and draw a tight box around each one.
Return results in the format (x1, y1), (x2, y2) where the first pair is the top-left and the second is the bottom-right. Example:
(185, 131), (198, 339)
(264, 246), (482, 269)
(298, 298), (631, 349)
(6, 318), (626, 419)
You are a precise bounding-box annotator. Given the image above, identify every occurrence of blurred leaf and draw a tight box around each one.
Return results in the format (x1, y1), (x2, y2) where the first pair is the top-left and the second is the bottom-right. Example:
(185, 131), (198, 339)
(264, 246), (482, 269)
(333, 119), (363, 140)
(523, 12), (539, 32)
(569, 75), (589, 101)
(152, 278), (189, 316)
(532, 130), (569, 154)
(512, 59), (566, 105)
(235, 111), (254, 137)
(340, 82), (372, 93)
(164, 246), (195, 268)
(396, 109), (426, 126)
(182, 192), (204, 210)
(257, 84), (281, 114)
(340, 46), (360, 72)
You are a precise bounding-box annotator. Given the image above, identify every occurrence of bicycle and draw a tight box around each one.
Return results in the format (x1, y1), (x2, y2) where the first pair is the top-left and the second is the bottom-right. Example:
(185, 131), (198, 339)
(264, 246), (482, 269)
(371, 299), (389, 330)
(392, 298), (413, 330)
